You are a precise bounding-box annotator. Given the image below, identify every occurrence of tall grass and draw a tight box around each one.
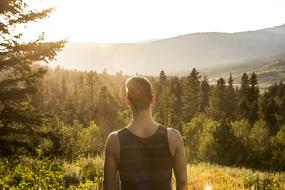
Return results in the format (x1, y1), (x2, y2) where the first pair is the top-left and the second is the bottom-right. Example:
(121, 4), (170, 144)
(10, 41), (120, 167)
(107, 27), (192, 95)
(1, 157), (284, 189)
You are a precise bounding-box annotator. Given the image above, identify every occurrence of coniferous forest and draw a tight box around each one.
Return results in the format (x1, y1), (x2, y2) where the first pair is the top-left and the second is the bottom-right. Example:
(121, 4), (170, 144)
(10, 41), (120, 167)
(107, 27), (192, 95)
(11, 67), (285, 170)
(1, 0), (285, 189)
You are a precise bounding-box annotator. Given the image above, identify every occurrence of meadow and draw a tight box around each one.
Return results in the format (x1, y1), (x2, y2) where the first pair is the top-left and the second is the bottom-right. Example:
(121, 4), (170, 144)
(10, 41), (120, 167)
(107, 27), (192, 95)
(187, 163), (285, 190)
(1, 157), (284, 190)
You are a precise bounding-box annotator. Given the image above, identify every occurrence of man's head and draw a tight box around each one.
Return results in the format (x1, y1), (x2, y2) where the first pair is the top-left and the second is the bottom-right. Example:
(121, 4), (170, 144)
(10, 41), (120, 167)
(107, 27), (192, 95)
(125, 76), (155, 112)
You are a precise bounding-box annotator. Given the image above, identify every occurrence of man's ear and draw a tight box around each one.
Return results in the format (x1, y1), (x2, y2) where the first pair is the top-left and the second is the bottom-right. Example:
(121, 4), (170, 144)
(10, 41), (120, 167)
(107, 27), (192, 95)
(125, 96), (131, 106)
(151, 95), (156, 106)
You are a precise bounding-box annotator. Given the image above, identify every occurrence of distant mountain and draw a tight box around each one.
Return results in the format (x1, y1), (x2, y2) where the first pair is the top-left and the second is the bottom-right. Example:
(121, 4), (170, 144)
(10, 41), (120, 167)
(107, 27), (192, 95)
(53, 24), (285, 75)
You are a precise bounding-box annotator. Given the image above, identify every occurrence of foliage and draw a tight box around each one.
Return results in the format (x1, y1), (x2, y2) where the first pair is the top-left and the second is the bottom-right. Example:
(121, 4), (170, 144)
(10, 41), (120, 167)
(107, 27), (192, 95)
(26, 68), (285, 169)
(1, 157), (284, 190)
(0, 158), (64, 190)
(0, 157), (104, 190)
(64, 157), (104, 189)
(0, 0), (65, 155)
(182, 113), (219, 163)
(182, 68), (201, 121)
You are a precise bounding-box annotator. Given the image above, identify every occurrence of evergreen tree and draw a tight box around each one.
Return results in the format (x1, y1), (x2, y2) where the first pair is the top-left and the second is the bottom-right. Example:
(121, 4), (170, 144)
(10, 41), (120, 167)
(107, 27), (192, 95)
(225, 73), (237, 120)
(208, 78), (227, 120)
(182, 68), (201, 122)
(0, 0), (65, 155)
(169, 77), (183, 130)
(200, 76), (210, 112)
(61, 75), (68, 101)
(95, 86), (120, 135)
(259, 93), (278, 135)
(248, 72), (259, 124)
(238, 73), (250, 120)
(87, 71), (98, 121)
(154, 71), (172, 126)
(157, 70), (167, 93)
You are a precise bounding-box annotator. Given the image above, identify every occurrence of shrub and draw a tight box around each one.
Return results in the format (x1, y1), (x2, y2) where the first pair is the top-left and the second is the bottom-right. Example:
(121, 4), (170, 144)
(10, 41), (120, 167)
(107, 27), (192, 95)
(182, 113), (219, 163)
(63, 164), (80, 188)
(244, 175), (282, 190)
(0, 158), (64, 190)
(64, 156), (104, 189)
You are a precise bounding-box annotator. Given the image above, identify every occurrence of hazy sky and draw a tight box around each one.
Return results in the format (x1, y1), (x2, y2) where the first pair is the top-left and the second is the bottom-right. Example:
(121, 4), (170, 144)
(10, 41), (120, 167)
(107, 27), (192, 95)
(26, 0), (285, 43)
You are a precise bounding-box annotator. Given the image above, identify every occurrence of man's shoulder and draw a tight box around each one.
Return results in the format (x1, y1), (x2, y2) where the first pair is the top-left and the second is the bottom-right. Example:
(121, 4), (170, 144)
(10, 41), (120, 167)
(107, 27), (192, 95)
(105, 130), (121, 158)
(105, 130), (120, 148)
(166, 127), (184, 146)
(167, 127), (182, 138)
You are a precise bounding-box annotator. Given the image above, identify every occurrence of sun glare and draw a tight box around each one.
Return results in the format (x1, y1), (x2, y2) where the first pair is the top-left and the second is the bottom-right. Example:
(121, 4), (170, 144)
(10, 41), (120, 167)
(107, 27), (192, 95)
(205, 184), (212, 190)
(23, 0), (285, 43)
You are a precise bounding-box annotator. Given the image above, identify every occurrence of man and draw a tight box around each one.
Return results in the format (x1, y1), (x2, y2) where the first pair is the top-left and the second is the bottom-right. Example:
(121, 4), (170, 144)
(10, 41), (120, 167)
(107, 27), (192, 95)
(103, 76), (187, 190)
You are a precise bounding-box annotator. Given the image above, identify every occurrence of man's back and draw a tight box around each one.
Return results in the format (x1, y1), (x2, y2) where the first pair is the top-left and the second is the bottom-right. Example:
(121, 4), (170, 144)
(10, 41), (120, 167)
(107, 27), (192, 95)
(117, 125), (173, 190)
(103, 124), (187, 190)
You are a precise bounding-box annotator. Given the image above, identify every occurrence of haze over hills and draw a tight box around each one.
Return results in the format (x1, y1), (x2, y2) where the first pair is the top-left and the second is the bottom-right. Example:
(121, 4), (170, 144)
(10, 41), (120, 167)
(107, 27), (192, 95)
(53, 24), (285, 75)
(196, 53), (285, 86)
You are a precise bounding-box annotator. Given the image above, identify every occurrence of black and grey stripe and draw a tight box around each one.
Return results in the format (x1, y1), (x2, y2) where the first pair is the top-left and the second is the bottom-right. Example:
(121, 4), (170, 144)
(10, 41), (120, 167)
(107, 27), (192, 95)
(118, 125), (173, 190)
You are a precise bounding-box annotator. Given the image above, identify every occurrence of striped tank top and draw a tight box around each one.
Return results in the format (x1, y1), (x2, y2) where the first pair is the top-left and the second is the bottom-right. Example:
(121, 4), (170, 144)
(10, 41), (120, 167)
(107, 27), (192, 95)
(118, 125), (174, 190)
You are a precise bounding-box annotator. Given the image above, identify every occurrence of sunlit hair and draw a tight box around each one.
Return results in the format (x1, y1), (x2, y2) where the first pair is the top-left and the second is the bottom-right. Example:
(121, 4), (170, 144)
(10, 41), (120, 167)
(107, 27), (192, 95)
(125, 75), (153, 111)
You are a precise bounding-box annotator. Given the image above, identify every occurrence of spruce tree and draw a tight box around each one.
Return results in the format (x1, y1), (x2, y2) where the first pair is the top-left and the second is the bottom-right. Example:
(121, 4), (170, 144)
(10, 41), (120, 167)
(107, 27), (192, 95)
(95, 86), (120, 135)
(201, 75), (210, 112)
(87, 71), (97, 121)
(154, 71), (172, 126)
(226, 73), (237, 120)
(182, 68), (201, 122)
(169, 77), (183, 130)
(248, 72), (259, 124)
(0, 0), (65, 155)
(208, 78), (227, 120)
(238, 73), (250, 120)
(259, 93), (278, 135)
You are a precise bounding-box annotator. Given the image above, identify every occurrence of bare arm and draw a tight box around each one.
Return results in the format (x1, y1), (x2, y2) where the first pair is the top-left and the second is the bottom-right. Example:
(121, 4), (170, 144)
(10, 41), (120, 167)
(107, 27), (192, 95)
(103, 132), (119, 190)
(169, 128), (188, 190)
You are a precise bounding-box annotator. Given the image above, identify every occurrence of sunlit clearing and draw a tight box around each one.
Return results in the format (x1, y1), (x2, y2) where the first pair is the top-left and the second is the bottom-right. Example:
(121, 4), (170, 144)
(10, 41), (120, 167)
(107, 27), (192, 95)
(205, 184), (212, 190)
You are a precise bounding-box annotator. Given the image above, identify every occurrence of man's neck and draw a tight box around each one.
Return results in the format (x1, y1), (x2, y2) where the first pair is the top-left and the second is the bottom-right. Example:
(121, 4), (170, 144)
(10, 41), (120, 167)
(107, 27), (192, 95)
(129, 109), (157, 131)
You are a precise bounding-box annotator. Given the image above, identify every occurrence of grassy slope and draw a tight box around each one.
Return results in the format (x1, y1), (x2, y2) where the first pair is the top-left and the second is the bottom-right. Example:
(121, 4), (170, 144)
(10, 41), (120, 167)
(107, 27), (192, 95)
(172, 53), (285, 88)
(184, 163), (285, 190)
(1, 157), (284, 189)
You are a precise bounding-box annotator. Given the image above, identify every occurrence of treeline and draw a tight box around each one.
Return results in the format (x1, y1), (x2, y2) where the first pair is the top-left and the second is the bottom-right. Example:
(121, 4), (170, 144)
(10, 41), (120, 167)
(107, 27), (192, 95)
(32, 67), (285, 170)
(154, 69), (285, 170)
(1, 65), (285, 170)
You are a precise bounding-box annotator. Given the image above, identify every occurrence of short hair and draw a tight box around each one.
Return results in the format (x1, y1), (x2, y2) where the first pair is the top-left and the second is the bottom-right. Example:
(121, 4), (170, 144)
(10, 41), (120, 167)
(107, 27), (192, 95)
(125, 76), (153, 111)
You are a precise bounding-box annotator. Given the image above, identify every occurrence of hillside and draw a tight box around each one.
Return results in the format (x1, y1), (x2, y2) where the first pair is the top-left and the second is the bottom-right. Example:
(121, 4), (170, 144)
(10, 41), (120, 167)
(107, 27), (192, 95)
(194, 53), (285, 86)
(53, 24), (285, 75)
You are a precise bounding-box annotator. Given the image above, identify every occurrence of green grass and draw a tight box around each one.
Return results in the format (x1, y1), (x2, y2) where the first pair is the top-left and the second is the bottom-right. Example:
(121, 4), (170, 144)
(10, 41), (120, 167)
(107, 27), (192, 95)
(187, 163), (285, 190)
(1, 157), (285, 189)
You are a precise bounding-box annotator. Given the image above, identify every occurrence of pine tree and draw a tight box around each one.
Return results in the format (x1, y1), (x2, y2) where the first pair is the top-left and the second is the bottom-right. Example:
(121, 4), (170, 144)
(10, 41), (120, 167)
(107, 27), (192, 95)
(95, 86), (120, 135)
(154, 71), (172, 126)
(87, 71), (97, 121)
(259, 93), (278, 135)
(0, 0), (65, 155)
(248, 72), (259, 124)
(61, 75), (68, 100)
(226, 73), (237, 120)
(182, 68), (201, 122)
(201, 75), (210, 112)
(238, 73), (250, 120)
(156, 70), (168, 97)
(169, 77), (183, 130)
(208, 78), (227, 120)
